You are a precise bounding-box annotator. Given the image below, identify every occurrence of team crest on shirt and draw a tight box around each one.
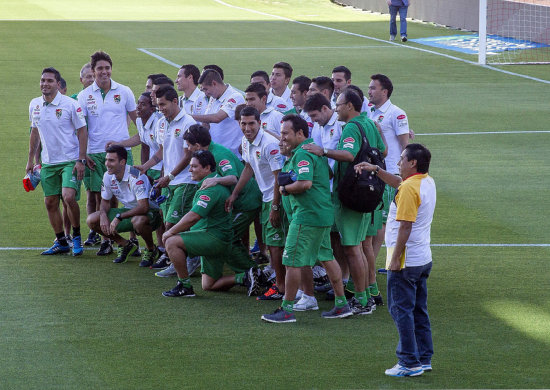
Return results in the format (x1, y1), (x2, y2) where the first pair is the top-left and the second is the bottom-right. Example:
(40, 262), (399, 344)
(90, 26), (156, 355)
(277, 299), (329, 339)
(149, 133), (154, 141)
(330, 128), (334, 137)
(114, 95), (121, 104)
(174, 128), (181, 137)
(256, 151), (261, 159)
(262, 122), (267, 130)
(35, 105), (40, 110)
(55, 109), (62, 119)
(377, 115), (384, 123)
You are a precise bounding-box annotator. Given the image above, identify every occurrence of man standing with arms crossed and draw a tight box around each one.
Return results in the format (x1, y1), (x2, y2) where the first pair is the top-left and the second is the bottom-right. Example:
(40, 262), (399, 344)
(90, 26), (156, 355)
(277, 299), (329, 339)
(27, 67), (87, 256)
(78, 51), (138, 256)
(355, 143), (435, 377)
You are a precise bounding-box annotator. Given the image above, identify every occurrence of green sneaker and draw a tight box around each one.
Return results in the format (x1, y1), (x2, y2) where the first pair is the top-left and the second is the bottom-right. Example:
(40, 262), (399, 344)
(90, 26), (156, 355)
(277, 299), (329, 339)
(113, 241), (137, 264)
(139, 247), (159, 267)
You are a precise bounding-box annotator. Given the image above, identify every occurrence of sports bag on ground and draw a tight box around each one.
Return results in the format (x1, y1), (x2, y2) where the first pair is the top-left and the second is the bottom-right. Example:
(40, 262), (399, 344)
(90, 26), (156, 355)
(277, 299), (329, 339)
(337, 119), (386, 213)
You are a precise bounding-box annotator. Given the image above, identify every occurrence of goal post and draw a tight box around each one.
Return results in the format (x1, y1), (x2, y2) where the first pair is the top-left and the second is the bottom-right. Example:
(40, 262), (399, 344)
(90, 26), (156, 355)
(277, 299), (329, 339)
(478, 0), (550, 65)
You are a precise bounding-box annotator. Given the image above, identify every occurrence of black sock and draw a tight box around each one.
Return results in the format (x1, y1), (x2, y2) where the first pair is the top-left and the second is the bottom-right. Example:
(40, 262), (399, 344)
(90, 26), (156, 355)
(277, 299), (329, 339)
(56, 232), (68, 246)
(72, 226), (80, 238)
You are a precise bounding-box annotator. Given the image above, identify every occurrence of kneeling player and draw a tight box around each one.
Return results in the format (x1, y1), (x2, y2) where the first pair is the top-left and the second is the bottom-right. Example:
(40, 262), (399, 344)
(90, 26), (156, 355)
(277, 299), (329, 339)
(162, 151), (260, 298)
(87, 145), (161, 265)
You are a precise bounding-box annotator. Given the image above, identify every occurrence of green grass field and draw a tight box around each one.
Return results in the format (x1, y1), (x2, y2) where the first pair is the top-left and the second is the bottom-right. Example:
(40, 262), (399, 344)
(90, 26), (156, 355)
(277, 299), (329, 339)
(1, 0), (549, 388)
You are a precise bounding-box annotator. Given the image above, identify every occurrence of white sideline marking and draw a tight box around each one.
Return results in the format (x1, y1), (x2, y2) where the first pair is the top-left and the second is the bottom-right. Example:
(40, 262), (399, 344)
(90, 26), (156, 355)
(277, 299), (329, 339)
(211, 0), (550, 85)
(1, 244), (549, 251)
(416, 130), (550, 136)
(137, 48), (181, 68)
(141, 45), (394, 50)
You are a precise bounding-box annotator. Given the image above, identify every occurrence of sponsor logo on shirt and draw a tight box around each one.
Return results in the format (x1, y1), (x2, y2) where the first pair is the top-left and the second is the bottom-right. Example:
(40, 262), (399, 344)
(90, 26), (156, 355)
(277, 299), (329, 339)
(35, 105), (40, 110)
(297, 160), (309, 167)
(343, 143), (354, 149)
(199, 195), (210, 201)
(228, 98), (236, 104)
(277, 104), (287, 109)
(307, 122), (313, 128)
(197, 200), (208, 208)
(221, 165), (231, 172)
(299, 167), (309, 174)
(219, 159), (230, 166)
(256, 151), (261, 160)
(55, 109), (62, 119)
(397, 114), (406, 120)
(114, 95), (121, 104)
(270, 149), (279, 155)
(136, 180), (144, 185)
(343, 137), (355, 143)
(76, 107), (82, 112)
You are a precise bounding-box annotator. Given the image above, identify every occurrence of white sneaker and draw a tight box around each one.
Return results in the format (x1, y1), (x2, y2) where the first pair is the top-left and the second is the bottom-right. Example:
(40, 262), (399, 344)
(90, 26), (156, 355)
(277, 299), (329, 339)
(390, 35), (396, 41)
(312, 265), (326, 279)
(293, 295), (319, 311)
(385, 363), (423, 377)
(155, 263), (177, 278)
(294, 289), (304, 302)
(187, 256), (201, 276)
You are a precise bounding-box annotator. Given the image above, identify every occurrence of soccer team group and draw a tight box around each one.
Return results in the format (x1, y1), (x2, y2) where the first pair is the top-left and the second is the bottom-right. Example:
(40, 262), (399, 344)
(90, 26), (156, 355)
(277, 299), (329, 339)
(28, 50), (436, 377)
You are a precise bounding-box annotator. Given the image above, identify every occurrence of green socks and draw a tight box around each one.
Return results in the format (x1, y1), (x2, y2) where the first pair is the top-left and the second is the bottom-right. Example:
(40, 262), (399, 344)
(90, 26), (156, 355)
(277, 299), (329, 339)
(234, 272), (245, 285)
(178, 277), (192, 288)
(282, 299), (294, 313)
(369, 282), (380, 296)
(335, 295), (348, 308)
(355, 290), (369, 307)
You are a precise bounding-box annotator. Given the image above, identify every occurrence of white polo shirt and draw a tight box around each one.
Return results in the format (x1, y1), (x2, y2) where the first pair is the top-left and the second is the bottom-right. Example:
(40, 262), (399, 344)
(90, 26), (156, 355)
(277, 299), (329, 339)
(366, 99), (410, 174)
(241, 130), (283, 202)
(267, 91), (290, 113)
(260, 107), (284, 136)
(101, 165), (159, 210)
(270, 86), (294, 111)
(78, 80), (136, 154)
(310, 111), (344, 170)
(156, 108), (196, 185)
(179, 87), (208, 116)
(29, 92), (86, 165)
(385, 173), (436, 267)
(137, 112), (162, 171)
(204, 84), (244, 156)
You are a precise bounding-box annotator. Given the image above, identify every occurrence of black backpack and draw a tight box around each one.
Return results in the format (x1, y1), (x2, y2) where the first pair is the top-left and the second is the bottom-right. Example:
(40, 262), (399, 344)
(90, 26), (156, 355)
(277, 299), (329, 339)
(337, 119), (386, 213)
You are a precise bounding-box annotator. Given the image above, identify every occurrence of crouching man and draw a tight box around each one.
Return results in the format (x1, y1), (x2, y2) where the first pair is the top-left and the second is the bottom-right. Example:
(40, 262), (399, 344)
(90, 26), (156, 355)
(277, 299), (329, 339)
(87, 145), (161, 265)
(161, 150), (259, 298)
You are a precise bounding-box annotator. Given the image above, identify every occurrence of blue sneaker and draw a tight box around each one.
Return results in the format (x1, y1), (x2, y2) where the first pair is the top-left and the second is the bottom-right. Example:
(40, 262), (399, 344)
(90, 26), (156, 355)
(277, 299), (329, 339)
(385, 364), (423, 377)
(72, 235), (83, 256)
(378, 268), (387, 274)
(422, 364), (432, 372)
(250, 239), (260, 254)
(41, 241), (70, 255)
(261, 308), (296, 323)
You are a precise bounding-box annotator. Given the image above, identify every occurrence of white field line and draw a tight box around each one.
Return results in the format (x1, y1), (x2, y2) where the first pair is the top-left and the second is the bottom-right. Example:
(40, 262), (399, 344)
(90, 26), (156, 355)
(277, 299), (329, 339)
(140, 45), (394, 50)
(415, 130), (550, 136)
(1, 244), (549, 251)
(210, 0), (550, 85)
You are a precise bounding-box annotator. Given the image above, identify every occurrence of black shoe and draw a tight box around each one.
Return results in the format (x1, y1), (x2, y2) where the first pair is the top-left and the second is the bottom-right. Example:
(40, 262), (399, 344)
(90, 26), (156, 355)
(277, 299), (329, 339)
(401, 36), (408, 42)
(151, 253), (170, 269)
(372, 293), (384, 306)
(245, 267), (266, 296)
(139, 247), (159, 268)
(96, 240), (113, 256)
(130, 238), (141, 257)
(253, 252), (269, 266)
(84, 231), (101, 246)
(113, 241), (138, 264)
(349, 297), (374, 315)
(162, 281), (196, 297)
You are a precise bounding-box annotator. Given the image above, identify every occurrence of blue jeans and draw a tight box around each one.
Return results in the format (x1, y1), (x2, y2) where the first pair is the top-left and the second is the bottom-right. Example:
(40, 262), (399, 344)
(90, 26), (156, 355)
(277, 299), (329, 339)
(387, 262), (433, 367)
(389, 5), (408, 37)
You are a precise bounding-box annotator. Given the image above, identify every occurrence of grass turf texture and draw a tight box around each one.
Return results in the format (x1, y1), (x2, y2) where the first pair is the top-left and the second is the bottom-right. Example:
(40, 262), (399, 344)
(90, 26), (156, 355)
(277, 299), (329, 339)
(1, 0), (550, 388)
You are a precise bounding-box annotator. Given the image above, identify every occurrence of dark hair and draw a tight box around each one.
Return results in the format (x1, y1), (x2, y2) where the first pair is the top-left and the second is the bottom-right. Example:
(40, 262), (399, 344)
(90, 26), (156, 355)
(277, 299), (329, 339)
(140, 91), (153, 106)
(184, 124), (211, 147)
(250, 70), (269, 85)
(341, 88), (363, 112)
(292, 75), (311, 93)
(303, 93), (332, 113)
(42, 67), (61, 82)
(155, 85), (179, 102)
(371, 74), (393, 98)
(311, 76), (334, 97)
(281, 114), (309, 138)
(404, 144), (431, 173)
(273, 62), (293, 79)
(345, 85), (364, 103)
(147, 73), (168, 82)
(235, 103), (246, 121)
(192, 150), (216, 172)
(332, 65), (352, 80)
(240, 106), (260, 122)
(180, 64), (200, 85)
(90, 51), (112, 70)
(106, 144), (127, 162)
(59, 77), (67, 89)
(245, 82), (267, 99)
(152, 76), (174, 87)
(198, 69), (223, 86)
(203, 65), (224, 81)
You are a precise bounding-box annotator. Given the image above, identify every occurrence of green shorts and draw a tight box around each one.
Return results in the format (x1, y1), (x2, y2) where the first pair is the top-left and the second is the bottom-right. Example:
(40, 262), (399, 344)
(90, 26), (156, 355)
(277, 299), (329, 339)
(365, 210), (383, 237)
(231, 208), (260, 238)
(107, 207), (162, 233)
(164, 183), (197, 224)
(261, 201), (286, 247)
(382, 184), (396, 224)
(282, 223), (332, 267)
(40, 161), (81, 200)
(147, 169), (162, 181)
(334, 196), (368, 246)
(84, 151), (133, 192)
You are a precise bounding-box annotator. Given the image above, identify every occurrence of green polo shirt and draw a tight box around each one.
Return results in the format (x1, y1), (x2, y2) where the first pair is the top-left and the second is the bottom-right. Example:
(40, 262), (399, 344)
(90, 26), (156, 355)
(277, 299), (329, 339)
(283, 107), (298, 116)
(286, 138), (333, 227)
(208, 142), (262, 212)
(333, 113), (385, 195)
(280, 157), (293, 222)
(190, 172), (232, 241)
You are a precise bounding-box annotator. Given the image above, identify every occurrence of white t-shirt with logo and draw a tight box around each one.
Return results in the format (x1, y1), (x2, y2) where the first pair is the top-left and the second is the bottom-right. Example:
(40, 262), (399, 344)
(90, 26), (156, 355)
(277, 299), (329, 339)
(260, 107), (284, 136)
(137, 112), (162, 171)
(101, 165), (159, 210)
(179, 87), (208, 116)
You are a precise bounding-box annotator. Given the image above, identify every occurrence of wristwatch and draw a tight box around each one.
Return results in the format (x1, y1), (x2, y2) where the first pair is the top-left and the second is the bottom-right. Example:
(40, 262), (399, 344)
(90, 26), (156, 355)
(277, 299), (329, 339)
(168, 173), (175, 181)
(77, 159), (87, 165)
(115, 213), (123, 221)
(375, 166), (380, 175)
(322, 148), (328, 156)
(271, 204), (280, 211)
